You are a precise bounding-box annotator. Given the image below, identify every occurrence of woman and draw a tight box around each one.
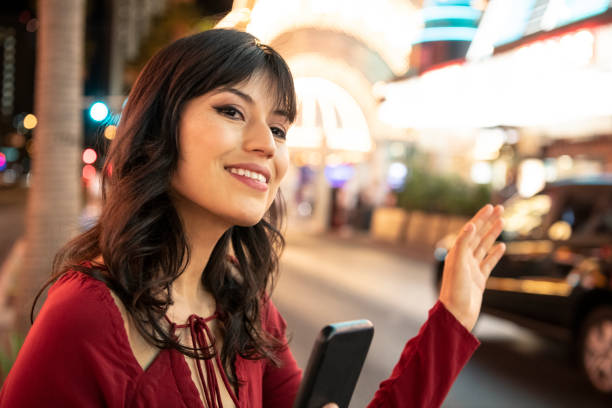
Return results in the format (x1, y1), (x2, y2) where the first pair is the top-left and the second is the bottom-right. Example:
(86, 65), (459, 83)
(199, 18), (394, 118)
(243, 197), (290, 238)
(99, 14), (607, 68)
(0, 29), (505, 407)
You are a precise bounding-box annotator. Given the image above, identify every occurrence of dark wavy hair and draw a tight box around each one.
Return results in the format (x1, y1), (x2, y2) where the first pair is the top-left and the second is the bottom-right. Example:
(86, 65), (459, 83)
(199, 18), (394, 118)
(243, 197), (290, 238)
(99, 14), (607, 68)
(32, 29), (297, 385)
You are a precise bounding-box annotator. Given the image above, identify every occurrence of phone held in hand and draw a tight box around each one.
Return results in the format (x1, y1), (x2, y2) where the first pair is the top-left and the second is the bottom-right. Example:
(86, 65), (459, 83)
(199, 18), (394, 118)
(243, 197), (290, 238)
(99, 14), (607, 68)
(293, 319), (374, 408)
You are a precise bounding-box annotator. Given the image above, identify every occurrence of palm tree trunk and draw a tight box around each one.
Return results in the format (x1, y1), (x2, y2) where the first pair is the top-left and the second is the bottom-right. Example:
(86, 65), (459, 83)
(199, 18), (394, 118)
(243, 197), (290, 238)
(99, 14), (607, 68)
(13, 0), (85, 334)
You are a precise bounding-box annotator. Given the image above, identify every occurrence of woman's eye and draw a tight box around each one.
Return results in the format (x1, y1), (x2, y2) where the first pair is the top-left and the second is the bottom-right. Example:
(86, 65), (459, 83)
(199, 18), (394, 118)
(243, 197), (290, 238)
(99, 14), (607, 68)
(215, 106), (244, 120)
(271, 126), (286, 140)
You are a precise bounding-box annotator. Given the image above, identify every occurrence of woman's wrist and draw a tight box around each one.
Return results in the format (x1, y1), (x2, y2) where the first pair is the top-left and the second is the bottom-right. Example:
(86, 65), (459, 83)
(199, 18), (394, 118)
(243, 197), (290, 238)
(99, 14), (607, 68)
(438, 297), (475, 332)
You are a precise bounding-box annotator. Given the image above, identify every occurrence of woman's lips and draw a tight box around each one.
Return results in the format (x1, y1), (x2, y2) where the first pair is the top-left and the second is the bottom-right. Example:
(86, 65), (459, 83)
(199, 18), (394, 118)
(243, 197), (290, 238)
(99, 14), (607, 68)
(226, 168), (269, 192)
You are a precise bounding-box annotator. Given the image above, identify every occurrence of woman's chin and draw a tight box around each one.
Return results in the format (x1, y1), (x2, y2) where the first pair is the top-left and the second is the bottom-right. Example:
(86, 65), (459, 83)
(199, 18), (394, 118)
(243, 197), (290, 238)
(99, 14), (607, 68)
(234, 219), (261, 227)
(226, 210), (266, 227)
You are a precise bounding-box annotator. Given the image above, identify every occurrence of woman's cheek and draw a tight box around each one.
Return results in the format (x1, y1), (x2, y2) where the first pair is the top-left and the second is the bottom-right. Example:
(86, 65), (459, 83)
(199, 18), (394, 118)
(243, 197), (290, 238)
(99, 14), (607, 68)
(276, 145), (290, 181)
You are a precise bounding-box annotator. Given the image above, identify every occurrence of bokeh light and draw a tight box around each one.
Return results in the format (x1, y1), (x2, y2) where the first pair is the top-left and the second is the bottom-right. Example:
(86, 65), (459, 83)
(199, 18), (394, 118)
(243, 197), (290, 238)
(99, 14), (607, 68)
(2, 147), (19, 162)
(104, 125), (117, 140)
(89, 101), (109, 122)
(82, 148), (97, 164)
(23, 113), (37, 129)
(82, 164), (96, 182)
(471, 161), (493, 184)
(518, 159), (546, 197)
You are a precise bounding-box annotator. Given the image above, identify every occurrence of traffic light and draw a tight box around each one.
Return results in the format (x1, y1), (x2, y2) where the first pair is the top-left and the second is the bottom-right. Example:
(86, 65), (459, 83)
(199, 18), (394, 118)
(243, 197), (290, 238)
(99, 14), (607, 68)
(84, 100), (115, 149)
(88, 101), (109, 122)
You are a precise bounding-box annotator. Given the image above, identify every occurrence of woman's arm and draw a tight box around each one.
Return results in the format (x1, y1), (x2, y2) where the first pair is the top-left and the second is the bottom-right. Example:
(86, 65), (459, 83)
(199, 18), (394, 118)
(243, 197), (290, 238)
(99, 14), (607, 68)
(367, 204), (505, 408)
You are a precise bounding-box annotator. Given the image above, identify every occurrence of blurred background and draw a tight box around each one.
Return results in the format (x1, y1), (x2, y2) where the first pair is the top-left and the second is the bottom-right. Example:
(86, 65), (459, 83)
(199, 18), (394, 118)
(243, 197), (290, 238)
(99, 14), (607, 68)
(1, 0), (612, 406)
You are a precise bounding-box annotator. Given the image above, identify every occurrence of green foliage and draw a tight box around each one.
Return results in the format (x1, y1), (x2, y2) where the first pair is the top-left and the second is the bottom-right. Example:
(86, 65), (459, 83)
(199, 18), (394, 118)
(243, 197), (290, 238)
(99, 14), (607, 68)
(0, 331), (25, 383)
(397, 167), (491, 216)
(127, 4), (218, 74)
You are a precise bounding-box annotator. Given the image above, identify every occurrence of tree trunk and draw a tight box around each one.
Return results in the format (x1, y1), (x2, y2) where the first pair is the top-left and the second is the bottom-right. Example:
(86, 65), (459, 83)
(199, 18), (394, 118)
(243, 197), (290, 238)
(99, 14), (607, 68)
(13, 0), (85, 334)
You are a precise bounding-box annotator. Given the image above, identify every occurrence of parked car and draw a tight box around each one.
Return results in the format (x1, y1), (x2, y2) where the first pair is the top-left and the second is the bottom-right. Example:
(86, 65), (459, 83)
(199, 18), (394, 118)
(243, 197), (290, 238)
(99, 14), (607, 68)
(433, 175), (612, 393)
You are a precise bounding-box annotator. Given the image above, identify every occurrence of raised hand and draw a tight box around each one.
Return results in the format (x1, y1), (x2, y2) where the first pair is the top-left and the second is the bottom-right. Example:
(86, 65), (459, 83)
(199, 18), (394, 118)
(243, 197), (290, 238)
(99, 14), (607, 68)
(438, 204), (506, 332)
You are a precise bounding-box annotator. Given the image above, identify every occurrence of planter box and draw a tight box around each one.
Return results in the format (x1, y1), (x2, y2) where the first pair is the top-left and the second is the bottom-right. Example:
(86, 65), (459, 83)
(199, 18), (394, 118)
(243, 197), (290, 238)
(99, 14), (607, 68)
(371, 208), (469, 248)
(370, 207), (407, 242)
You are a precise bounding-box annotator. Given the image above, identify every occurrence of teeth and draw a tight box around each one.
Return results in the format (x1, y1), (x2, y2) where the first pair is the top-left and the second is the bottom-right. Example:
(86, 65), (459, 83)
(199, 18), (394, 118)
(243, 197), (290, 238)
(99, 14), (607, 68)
(229, 167), (267, 183)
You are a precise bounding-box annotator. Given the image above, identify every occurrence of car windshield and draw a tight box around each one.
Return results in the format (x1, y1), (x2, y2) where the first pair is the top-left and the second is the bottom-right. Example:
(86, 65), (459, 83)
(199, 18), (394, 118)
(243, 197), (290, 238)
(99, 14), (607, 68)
(502, 193), (552, 240)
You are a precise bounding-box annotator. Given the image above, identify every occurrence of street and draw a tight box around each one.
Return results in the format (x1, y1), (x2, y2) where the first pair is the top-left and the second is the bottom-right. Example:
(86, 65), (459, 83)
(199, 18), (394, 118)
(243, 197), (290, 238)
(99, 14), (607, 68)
(1, 196), (611, 407)
(275, 230), (612, 408)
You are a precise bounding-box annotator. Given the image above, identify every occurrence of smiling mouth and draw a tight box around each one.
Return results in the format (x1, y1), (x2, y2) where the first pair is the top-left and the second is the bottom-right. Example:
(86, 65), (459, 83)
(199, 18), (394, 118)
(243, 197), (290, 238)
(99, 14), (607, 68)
(226, 167), (268, 184)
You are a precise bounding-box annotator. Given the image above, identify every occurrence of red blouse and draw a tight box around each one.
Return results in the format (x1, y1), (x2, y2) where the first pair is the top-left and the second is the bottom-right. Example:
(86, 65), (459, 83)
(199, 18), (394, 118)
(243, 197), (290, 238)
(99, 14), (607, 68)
(0, 271), (479, 407)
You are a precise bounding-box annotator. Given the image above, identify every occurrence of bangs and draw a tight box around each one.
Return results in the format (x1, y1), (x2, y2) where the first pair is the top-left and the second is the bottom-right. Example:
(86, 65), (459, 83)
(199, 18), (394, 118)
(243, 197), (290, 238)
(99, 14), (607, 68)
(179, 30), (297, 124)
(256, 60), (297, 123)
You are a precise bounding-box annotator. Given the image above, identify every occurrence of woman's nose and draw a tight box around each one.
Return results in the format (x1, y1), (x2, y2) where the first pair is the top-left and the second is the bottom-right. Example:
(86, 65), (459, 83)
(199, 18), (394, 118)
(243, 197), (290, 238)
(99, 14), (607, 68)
(243, 119), (276, 157)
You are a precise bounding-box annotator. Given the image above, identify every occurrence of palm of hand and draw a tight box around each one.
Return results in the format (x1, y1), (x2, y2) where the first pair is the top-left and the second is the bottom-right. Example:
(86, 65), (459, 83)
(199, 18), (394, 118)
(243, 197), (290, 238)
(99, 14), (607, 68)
(439, 204), (506, 332)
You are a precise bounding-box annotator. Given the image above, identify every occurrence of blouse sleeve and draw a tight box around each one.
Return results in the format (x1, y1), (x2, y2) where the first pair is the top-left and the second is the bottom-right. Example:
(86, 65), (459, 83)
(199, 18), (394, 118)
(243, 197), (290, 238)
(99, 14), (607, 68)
(260, 299), (302, 408)
(366, 300), (480, 408)
(0, 272), (136, 408)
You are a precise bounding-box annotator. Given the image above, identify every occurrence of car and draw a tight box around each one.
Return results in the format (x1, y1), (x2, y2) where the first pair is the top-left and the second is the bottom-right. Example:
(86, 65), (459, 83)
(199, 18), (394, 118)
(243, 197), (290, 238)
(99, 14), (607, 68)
(433, 175), (612, 394)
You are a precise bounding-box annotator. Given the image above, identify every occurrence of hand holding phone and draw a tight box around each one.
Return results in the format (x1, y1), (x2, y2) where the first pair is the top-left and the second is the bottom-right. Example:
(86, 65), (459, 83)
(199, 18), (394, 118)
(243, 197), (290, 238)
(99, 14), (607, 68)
(293, 320), (374, 408)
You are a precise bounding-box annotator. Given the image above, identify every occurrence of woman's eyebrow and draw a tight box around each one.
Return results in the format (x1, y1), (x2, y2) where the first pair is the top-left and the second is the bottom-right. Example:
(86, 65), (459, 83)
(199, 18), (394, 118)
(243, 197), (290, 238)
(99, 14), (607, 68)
(216, 87), (254, 105)
(273, 109), (292, 122)
(216, 87), (291, 122)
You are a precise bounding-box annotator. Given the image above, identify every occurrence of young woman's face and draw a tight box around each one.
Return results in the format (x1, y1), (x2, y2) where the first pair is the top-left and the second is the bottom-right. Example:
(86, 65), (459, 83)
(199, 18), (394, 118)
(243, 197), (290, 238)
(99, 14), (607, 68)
(171, 71), (291, 227)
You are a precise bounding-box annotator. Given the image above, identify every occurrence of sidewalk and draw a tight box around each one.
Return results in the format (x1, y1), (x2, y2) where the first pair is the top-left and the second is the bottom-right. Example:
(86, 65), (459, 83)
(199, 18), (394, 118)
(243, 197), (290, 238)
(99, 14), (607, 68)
(284, 224), (436, 264)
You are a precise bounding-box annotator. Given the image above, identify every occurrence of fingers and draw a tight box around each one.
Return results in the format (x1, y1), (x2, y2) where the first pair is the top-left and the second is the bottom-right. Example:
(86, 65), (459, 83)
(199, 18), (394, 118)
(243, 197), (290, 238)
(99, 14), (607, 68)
(480, 242), (506, 277)
(469, 204), (493, 237)
(456, 204), (503, 251)
(454, 220), (475, 249)
(474, 217), (504, 262)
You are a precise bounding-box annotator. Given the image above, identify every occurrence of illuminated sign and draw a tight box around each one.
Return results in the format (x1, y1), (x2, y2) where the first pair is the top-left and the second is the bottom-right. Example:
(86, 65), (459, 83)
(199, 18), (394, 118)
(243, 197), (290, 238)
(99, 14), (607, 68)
(471, 0), (611, 54)
(414, 0), (482, 44)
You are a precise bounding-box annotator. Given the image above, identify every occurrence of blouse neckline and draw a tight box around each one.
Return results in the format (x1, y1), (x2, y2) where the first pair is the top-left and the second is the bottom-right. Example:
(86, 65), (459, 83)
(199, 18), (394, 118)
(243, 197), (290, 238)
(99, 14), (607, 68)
(164, 313), (240, 408)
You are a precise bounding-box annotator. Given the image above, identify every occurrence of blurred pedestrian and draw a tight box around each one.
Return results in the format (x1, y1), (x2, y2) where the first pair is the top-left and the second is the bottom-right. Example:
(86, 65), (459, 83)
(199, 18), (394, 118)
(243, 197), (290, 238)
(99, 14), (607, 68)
(0, 29), (505, 408)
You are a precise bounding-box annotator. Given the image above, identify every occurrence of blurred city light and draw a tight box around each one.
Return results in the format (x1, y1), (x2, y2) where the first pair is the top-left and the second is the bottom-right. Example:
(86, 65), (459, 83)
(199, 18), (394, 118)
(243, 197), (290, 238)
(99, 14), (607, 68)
(1, 147), (18, 162)
(378, 26), (611, 130)
(289, 77), (371, 152)
(548, 220), (572, 241)
(473, 128), (505, 160)
(82, 164), (96, 182)
(23, 113), (37, 129)
(324, 164), (354, 188)
(25, 18), (39, 33)
(421, 5), (482, 21)
(2, 168), (17, 184)
(471, 161), (493, 184)
(518, 159), (546, 197)
(89, 101), (109, 122)
(413, 1), (481, 45)
(0, 152), (6, 171)
(414, 27), (478, 43)
(104, 124), (117, 140)
(82, 148), (97, 164)
(558, 154), (574, 171)
(297, 201), (313, 217)
(244, 0), (417, 75)
(387, 162), (408, 190)
(503, 194), (552, 238)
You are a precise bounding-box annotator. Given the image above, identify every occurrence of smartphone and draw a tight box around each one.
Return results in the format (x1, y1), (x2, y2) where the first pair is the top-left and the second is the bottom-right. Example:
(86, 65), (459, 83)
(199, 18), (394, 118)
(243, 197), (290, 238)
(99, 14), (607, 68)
(293, 319), (374, 408)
